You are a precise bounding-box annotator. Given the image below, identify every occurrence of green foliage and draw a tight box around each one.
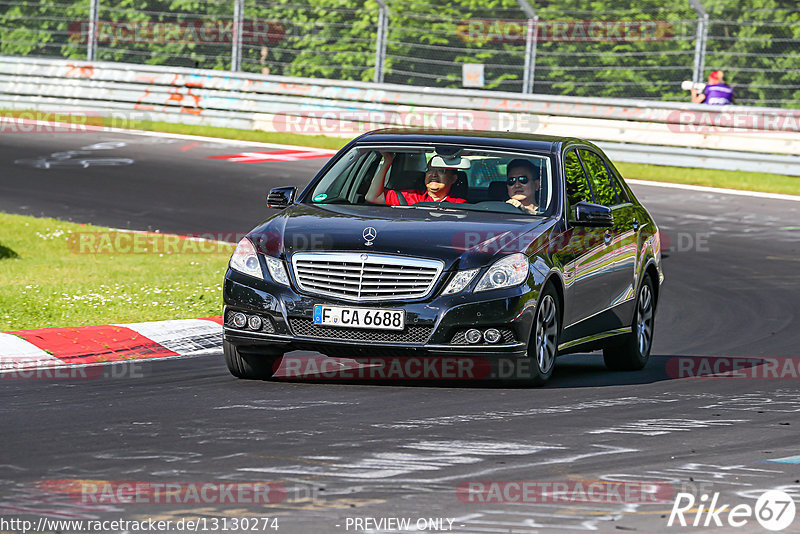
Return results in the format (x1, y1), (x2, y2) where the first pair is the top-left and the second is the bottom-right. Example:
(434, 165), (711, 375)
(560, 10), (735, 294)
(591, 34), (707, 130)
(579, 149), (616, 206)
(242, 0), (379, 81)
(0, 0), (90, 58)
(702, 0), (800, 106)
(0, 0), (798, 106)
(564, 150), (592, 213)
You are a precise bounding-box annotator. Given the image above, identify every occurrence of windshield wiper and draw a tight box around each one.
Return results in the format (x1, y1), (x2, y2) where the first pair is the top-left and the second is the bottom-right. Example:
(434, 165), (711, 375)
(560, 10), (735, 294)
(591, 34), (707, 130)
(407, 203), (463, 212)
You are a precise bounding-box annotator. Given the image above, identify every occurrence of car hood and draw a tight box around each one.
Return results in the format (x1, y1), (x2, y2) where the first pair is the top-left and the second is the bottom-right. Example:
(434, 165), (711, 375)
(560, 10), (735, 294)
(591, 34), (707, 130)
(249, 203), (554, 270)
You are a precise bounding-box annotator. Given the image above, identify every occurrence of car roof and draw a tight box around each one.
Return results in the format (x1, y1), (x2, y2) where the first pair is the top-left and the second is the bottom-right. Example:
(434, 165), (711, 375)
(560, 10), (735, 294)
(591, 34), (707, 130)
(355, 129), (578, 154)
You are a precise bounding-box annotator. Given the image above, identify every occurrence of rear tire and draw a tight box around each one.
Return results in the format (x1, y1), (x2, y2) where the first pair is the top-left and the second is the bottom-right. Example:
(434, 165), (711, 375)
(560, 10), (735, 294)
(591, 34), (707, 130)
(224, 340), (283, 380)
(603, 275), (655, 371)
(520, 285), (561, 386)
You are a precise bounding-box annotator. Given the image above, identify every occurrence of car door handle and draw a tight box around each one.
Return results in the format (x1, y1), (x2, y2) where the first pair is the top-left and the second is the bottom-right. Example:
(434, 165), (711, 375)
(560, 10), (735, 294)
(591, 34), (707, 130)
(632, 218), (639, 231)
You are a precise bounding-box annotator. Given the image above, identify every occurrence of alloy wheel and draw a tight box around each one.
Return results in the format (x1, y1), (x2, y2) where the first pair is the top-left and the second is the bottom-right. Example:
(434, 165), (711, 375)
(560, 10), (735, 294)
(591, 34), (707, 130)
(637, 284), (654, 356)
(535, 294), (558, 373)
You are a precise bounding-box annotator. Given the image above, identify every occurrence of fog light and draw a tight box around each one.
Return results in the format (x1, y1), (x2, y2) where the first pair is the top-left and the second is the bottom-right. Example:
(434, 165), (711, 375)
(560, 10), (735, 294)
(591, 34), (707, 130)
(484, 328), (501, 344)
(247, 315), (262, 331)
(231, 312), (247, 329)
(465, 329), (482, 344)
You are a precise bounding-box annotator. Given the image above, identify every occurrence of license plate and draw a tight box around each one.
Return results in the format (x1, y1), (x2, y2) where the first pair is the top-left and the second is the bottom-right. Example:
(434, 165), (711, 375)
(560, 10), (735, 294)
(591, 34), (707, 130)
(313, 305), (405, 331)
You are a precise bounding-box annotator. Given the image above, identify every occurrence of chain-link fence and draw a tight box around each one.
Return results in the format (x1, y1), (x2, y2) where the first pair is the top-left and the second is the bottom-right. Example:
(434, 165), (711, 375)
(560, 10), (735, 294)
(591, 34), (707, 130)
(704, 6), (800, 108)
(1, 0), (798, 108)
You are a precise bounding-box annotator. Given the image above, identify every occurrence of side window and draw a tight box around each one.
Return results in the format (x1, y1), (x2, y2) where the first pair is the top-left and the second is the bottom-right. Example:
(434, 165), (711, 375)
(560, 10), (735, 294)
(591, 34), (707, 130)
(564, 150), (592, 214)
(579, 149), (618, 207)
(608, 165), (631, 204)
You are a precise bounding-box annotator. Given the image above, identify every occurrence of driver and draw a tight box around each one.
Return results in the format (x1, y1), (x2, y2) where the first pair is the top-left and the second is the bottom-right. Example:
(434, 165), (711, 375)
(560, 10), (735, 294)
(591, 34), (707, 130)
(505, 158), (540, 215)
(366, 153), (467, 205)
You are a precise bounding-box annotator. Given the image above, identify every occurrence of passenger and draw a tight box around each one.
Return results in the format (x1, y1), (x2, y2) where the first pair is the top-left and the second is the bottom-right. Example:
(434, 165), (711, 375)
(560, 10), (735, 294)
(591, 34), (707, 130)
(366, 153), (467, 205)
(505, 158), (540, 215)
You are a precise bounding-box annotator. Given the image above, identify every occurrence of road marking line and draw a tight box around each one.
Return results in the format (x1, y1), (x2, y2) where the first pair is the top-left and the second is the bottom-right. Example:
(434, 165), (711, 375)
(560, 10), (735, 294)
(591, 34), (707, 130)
(627, 179), (800, 202)
(765, 455), (800, 464)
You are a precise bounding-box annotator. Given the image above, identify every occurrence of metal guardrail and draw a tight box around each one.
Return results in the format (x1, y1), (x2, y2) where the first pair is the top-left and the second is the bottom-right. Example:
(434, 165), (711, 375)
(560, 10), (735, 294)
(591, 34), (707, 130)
(1, 56), (798, 176)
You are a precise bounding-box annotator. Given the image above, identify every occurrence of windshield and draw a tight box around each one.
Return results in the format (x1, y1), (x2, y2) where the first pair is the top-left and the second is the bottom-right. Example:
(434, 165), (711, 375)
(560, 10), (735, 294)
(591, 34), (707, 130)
(307, 145), (555, 216)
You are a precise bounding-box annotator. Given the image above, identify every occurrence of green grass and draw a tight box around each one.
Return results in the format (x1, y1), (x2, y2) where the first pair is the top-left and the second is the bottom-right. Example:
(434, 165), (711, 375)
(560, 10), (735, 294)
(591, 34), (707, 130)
(0, 212), (234, 331)
(616, 162), (800, 196)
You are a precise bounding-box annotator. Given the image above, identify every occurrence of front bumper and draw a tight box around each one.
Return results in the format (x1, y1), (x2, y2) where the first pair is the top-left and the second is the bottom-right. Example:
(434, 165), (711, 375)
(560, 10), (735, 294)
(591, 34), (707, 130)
(222, 269), (538, 359)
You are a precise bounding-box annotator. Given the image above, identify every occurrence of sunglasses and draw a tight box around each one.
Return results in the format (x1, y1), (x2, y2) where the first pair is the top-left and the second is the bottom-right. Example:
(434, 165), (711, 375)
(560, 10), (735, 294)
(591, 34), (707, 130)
(507, 175), (534, 186)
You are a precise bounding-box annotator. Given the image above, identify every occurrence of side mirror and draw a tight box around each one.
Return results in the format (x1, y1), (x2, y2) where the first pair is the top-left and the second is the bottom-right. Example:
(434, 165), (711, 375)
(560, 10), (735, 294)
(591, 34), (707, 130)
(267, 186), (296, 209)
(570, 201), (613, 227)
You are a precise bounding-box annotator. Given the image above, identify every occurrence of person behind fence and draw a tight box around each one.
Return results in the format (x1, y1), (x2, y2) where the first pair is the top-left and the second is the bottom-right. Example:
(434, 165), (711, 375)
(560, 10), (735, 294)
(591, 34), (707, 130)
(692, 70), (734, 105)
(259, 47), (270, 75)
(505, 158), (540, 215)
(366, 153), (467, 205)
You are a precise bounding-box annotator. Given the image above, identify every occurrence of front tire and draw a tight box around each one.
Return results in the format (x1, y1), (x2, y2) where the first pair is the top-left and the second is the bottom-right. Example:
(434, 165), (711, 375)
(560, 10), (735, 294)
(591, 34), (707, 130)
(520, 285), (560, 386)
(224, 340), (283, 380)
(603, 275), (655, 371)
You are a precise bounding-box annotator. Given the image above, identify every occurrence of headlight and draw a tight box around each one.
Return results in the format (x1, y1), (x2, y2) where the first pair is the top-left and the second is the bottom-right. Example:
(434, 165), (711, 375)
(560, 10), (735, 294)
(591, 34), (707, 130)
(266, 257), (290, 286)
(442, 268), (479, 295)
(474, 253), (529, 292)
(230, 237), (264, 279)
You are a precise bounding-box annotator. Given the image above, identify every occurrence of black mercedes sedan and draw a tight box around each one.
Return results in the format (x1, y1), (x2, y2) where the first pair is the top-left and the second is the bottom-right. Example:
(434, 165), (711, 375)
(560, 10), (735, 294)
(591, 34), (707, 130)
(222, 130), (663, 385)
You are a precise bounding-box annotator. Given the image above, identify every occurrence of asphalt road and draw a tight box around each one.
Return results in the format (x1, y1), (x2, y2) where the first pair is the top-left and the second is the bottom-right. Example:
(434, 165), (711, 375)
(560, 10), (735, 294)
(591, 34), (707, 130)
(2, 130), (800, 533)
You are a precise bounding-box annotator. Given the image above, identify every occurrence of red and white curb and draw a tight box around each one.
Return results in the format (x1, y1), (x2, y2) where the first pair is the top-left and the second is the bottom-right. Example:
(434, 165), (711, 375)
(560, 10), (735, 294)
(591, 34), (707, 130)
(0, 317), (222, 373)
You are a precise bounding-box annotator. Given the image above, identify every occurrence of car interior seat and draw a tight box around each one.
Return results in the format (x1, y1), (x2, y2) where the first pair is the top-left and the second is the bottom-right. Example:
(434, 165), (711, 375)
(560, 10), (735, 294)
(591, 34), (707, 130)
(386, 153), (427, 192)
(449, 170), (469, 201)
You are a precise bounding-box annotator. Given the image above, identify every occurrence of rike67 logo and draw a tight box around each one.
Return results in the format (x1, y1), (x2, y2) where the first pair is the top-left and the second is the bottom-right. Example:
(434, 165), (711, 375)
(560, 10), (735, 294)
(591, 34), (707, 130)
(668, 490), (796, 531)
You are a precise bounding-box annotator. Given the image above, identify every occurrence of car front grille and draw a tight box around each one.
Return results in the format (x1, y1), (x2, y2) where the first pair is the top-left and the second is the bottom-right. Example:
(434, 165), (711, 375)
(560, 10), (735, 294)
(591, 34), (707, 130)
(291, 252), (443, 302)
(288, 318), (433, 344)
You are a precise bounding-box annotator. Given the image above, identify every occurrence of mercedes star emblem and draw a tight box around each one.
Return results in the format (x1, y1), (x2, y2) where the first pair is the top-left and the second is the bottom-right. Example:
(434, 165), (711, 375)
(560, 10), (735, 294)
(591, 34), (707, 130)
(362, 226), (377, 246)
